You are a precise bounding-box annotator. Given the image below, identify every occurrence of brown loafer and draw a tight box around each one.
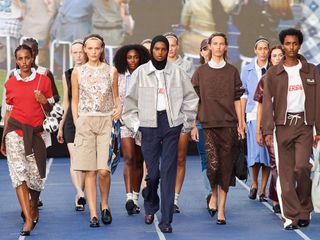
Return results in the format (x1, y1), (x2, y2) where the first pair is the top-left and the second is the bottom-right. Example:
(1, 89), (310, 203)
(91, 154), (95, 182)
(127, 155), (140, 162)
(248, 187), (257, 200)
(144, 214), (154, 224)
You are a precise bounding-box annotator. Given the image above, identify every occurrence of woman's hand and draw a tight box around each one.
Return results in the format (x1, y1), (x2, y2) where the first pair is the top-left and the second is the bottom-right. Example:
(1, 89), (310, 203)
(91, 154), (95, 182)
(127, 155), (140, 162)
(256, 131), (263, 146)
(112, 105), (122, 120)
(237, 122), (245, 140)
(314, 135), (320, 148)
(57, 128), (64, 144)
(1, 142), (6, 156)
(265, 135), (272, 148)
(34, 90), (48, 105)
(191, 126), (199, 142)
(242, 119), (247, 134)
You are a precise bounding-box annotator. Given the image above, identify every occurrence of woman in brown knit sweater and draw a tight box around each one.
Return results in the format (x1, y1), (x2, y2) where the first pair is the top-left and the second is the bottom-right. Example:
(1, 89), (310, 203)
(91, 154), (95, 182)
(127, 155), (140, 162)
(191, 32), (244, 225)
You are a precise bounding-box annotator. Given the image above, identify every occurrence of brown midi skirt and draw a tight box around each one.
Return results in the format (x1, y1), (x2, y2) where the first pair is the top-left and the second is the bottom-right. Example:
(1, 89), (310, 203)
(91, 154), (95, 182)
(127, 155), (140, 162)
(203, 127), (238, 192)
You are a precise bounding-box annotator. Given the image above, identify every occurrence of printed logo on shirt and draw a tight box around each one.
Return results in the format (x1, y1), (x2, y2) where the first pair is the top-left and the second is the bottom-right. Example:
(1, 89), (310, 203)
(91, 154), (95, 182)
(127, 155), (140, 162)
(289, 84), (303, 91)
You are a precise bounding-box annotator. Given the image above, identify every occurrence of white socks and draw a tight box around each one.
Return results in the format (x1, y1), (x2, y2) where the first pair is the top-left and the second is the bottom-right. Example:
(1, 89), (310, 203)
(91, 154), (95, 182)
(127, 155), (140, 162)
(133, 191), (139, 206)
(127, 191), (140, 206)
(174, 193), (180, 205)
(126, 192), (133, 201)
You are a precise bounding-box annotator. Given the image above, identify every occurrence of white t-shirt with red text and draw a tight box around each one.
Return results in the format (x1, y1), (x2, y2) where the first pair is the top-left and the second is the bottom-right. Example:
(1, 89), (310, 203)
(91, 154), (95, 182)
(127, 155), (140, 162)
(284, 61), (305, 113)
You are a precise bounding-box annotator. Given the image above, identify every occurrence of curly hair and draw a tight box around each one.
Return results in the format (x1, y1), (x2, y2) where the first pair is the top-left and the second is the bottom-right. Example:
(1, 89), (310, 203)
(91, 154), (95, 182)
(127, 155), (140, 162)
(279, 28), (303, 45)
(113, 44), (150, 74)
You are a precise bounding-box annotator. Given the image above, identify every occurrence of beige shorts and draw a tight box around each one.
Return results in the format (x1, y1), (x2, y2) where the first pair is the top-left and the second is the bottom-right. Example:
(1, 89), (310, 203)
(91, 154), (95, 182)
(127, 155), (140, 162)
(73, 115), (112, 171)
(5, 131), (44, 191)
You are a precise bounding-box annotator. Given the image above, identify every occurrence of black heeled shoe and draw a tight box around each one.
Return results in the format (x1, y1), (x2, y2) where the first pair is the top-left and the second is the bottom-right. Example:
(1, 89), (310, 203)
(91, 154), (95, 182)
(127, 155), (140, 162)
(77, 197), (86, 206)
(75, 204), (85, 211)
(206, 193), (212, 209)
(89, 217), (100, 228)
(32, 217), (39, 230)
(20, 229), (31, 236)
(101, 208), (112, 224)
(259, 194), (268, 202)
(208, 208), (217, 217)
(217, 219), (227, 225)
(75, 197), (86, 211)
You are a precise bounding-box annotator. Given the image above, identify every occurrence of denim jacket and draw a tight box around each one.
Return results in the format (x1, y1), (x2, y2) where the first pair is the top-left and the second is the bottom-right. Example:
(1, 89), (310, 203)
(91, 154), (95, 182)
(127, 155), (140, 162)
(241, 58), (260, 113)
(122, 61), (199, 133)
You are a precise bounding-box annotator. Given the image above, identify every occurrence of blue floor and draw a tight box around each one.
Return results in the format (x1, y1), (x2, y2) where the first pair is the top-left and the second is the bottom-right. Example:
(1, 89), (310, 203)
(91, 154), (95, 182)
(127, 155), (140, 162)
(0, 156), (319, 240)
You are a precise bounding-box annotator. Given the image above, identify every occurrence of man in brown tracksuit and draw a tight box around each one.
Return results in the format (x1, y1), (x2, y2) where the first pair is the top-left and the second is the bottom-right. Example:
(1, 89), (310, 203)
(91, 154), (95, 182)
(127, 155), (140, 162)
(262, 28), (320, 230)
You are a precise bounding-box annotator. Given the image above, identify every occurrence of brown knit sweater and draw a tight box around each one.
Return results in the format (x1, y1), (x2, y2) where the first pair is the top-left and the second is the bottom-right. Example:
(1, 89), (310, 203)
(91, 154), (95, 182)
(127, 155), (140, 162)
(192, 63), (244, 128)
(3, 118), (47, 178)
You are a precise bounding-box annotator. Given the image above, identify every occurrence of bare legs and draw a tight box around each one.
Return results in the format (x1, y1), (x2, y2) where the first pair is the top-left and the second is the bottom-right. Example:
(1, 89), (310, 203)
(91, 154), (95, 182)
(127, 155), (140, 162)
(29, 189), (40, 221)
(174, 133), (189, 210)
(85, 171), (98, 219)
(122, 137), (144, 214)
(67, 143), (85, 205)
(16, 183), (33, 231)
(99, 170), (111, 210)
(260, 166), (270, 197)
(85, 169), (111, 220)
(122, 138), (143, 194)
(208, 185), (227, 220)
(16, 182), (40, 232)
(251, 163), (270, 197)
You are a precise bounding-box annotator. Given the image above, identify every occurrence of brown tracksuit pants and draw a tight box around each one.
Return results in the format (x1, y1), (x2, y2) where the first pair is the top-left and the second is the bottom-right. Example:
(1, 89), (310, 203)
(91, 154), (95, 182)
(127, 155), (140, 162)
(274, 113), (313, 227)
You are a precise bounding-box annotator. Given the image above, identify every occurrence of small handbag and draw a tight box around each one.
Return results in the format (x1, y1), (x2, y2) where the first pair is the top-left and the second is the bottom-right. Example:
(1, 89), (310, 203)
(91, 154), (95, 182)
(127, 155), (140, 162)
(36, 75), (59, 133)
(234, 138), (249, 181)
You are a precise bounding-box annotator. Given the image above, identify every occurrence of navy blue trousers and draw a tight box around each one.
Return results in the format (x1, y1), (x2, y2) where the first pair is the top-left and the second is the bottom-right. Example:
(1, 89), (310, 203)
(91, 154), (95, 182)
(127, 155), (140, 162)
(140, 111), (182, 228)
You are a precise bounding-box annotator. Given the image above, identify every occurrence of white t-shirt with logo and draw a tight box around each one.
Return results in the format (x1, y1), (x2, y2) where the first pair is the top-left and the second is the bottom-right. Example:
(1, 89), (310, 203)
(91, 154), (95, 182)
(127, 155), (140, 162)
(284, 61), (305, 113)
(155, 69), (167, 111)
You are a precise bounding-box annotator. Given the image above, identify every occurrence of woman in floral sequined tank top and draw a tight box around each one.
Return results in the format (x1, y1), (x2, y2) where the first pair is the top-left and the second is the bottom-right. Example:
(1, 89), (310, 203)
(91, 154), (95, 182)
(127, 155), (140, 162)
(71, 34), (121, 228)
